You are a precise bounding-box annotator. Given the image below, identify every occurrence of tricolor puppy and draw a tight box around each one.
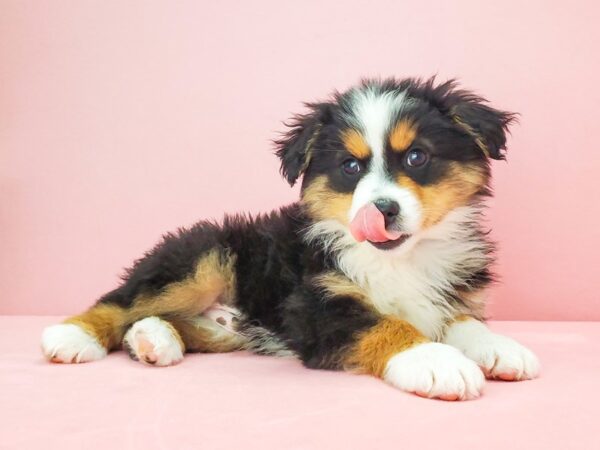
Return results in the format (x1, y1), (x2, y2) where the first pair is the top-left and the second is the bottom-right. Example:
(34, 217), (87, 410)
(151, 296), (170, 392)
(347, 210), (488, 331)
(42, 78), (540, 400)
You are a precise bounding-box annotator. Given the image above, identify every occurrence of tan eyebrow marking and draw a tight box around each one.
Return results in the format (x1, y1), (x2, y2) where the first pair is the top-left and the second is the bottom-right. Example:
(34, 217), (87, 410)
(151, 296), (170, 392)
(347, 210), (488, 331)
(389, 119), (417, 152)
(341, 129), (371, 159)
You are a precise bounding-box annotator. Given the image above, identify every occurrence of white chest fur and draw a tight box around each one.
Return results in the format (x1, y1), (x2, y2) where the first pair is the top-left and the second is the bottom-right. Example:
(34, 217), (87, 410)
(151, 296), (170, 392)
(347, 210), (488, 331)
(339, 240), (461, 340)
(306, 207), (491, 341)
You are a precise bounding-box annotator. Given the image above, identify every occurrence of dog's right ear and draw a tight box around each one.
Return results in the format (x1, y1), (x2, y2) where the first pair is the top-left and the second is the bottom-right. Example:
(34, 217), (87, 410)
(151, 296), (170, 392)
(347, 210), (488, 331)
(274, 102), (333, 186)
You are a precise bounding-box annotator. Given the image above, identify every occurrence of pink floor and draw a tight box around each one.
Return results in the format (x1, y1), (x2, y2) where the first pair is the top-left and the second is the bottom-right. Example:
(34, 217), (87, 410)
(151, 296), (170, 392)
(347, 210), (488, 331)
(1, 317), (598, 449)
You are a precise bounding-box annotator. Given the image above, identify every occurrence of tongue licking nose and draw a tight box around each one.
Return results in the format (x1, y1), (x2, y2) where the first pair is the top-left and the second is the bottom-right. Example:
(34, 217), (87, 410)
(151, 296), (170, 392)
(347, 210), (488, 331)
(349, 203), (403, 243)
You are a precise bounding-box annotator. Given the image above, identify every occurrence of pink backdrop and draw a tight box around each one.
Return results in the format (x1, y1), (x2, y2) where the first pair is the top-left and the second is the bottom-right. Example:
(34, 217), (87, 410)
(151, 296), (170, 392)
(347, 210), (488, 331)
(1, 1), (599, 319)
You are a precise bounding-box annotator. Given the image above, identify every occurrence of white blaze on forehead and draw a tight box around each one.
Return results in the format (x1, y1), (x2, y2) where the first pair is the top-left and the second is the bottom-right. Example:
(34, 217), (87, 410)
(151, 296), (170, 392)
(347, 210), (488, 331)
(344, 86), (421, 233)
(345, 87), (411, 167)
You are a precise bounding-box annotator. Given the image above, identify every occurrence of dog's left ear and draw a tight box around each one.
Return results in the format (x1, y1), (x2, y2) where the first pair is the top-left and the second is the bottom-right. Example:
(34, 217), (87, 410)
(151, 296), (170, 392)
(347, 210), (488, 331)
(275, 102), (333, 186)
(450, 97), (517, 160)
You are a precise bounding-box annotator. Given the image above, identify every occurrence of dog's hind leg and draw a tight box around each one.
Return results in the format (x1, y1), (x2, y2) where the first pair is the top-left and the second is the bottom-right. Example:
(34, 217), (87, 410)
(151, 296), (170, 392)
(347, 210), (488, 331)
(41, 303), (127, 363)
(122, 312), (246, 366)
(42, 248), (238, 364)
(122, 316), (185, 366)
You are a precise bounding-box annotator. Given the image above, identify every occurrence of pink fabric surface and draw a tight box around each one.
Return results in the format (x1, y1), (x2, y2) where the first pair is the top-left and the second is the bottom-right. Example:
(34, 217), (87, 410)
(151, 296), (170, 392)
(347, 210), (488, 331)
(1, 317), (598, 450)
(2, 1), (600, 320)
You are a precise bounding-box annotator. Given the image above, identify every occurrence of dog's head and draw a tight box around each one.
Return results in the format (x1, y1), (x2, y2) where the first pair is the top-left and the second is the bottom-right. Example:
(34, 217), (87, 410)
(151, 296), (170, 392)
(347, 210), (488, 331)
(275, 78), (515, 251)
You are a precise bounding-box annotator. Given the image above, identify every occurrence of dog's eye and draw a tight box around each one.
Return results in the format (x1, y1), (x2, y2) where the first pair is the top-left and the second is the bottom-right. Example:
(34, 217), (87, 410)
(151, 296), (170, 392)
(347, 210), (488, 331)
(405, 148), (429, 168)
(342, 158), (362, 175)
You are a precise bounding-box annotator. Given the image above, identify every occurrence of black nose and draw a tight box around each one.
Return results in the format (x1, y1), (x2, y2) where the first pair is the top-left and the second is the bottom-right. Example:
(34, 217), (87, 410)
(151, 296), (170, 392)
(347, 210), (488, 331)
(374, 198), (400, 227)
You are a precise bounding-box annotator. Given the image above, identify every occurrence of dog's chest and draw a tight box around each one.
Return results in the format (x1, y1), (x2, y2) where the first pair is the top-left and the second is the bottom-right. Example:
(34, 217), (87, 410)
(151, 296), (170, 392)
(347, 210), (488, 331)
(336, 239), (478, 341)
(362, 260), (453, 340)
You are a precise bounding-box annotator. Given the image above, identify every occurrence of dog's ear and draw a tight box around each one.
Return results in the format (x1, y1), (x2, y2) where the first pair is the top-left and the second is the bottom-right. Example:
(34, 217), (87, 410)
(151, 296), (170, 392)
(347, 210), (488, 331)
(275, 102), (333, 186)
(450, 94), (517, 160)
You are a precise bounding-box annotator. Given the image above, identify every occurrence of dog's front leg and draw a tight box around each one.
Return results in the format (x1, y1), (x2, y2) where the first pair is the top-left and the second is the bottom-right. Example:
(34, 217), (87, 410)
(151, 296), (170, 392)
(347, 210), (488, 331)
(282, 276), (485, 400)
(444, 316), (540, 381)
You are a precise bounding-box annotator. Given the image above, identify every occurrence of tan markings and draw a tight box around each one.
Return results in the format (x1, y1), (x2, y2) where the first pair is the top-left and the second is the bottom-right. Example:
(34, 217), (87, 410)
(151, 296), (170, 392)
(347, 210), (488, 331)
(169, 316), (246, 353)
(313, 272), (368, 302)
(62, 249), (237, 352)
(162, 319), (186, 351)
(456, 290), (487, 319)
(345, 318), (428, 377)
(451, 112), (490, 158)
(443, 292), (487, 329)
(301, 176), (353, 224)
(397, 162), (487, 228)
(64, 303), (127, 350)
(453, 314), (473, 323)
(129, 249), (237, 320)
(298, 123), (323, 176)
(389, 119), (417, 152)
(341, 129), (371, 159)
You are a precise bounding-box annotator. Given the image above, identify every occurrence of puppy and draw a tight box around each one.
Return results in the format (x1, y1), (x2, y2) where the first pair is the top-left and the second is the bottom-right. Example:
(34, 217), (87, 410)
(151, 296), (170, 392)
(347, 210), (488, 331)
(41, 77), (539, 400)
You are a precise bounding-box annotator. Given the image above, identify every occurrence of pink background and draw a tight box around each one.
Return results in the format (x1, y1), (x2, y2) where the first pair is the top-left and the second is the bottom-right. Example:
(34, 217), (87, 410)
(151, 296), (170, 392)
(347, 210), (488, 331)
(1, 1), (598, 319)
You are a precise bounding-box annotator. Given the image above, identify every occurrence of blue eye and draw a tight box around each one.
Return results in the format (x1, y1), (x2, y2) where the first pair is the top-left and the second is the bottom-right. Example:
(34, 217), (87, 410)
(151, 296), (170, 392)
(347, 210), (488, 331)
(406, 148), (429, 167)
(342, 158), (361, 175)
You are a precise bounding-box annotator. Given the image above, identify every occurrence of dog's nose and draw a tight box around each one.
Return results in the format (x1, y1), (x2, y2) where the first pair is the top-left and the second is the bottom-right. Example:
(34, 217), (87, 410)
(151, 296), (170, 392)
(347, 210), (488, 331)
(374, 199), (400, 227)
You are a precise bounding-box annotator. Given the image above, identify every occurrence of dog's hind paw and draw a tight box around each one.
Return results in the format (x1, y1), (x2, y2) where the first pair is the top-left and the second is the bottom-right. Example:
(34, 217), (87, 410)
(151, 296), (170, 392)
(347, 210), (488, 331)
(123, 317), (184, 367)
(41, 323), (107, 363)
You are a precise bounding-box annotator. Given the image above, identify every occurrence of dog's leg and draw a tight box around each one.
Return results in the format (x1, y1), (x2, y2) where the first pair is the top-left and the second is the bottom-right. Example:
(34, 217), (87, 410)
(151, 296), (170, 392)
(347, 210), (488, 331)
(122, 314), (246, 366)
(42, 247), (237, 364)
(122, 317), (185, 366)
(283, 275), (485, 400)
(41, 303), (126, 363)
(168, 315), (247, 353)
(444, 316), (540, 381)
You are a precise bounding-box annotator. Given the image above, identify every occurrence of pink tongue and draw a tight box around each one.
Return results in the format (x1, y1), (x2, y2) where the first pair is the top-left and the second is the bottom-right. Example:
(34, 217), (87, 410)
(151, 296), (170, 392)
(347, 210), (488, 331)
(350, 204), (403, 243)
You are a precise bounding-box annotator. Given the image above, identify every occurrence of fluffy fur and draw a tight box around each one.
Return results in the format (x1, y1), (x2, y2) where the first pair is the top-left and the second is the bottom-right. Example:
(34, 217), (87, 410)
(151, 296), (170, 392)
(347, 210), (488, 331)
(41, 77), (539, 400)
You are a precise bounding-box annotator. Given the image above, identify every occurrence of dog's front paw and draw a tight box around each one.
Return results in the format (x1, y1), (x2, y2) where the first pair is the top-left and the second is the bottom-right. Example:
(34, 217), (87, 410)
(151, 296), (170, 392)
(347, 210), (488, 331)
(123, 317), (184, 367)
(464, 333), (540, 381)
(445, 321), (540, 381)
(383, 342), (485, 400)
(41, 323), (107, 363)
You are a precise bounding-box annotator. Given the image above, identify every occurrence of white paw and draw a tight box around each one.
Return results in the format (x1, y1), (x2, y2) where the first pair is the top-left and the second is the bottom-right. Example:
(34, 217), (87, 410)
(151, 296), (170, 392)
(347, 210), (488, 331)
(445, 320), (540, 381)
(384, 342), (485, 400)
(41, 323), (107, 363)
(123, 317), (184, 367)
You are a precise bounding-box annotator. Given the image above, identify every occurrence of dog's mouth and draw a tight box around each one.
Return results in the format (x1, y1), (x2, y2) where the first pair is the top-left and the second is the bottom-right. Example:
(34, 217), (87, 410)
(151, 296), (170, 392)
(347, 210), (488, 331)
(349, 204), (410, 250)
(368, 234), (411, 250)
